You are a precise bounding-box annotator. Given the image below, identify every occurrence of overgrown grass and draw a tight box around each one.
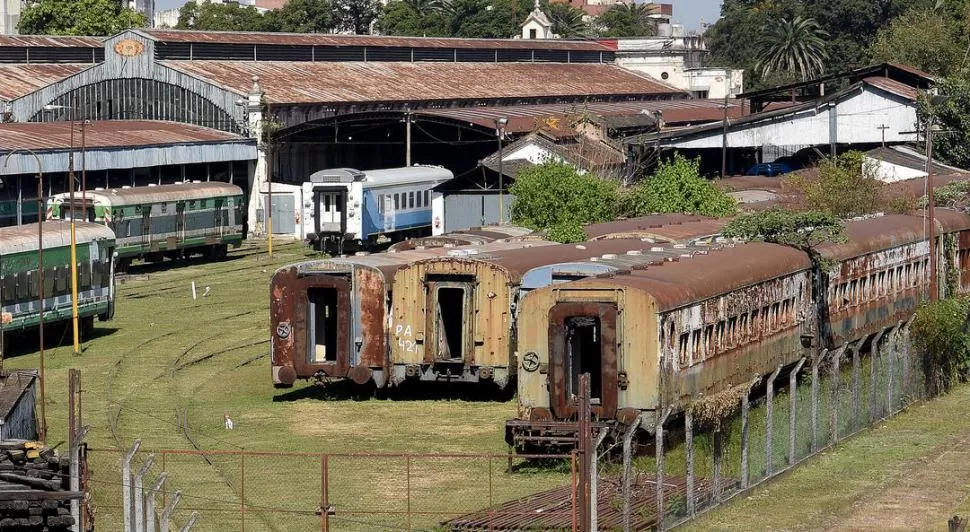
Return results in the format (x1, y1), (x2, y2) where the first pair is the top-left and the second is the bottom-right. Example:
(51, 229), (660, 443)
(6, 242), (568, 531)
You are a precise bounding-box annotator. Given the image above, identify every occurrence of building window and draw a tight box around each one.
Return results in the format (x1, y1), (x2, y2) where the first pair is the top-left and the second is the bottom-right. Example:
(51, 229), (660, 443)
(529, 28), (537, 39)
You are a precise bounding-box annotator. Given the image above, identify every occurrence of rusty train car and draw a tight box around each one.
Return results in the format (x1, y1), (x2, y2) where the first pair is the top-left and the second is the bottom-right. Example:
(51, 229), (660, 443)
(387, 225), (540, 252)
(508, 212), (970, 449)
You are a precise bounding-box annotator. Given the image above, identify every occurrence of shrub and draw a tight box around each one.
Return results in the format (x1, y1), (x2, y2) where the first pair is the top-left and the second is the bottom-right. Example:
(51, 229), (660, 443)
(628, 154), (736, 217)
(783, 151), (885, 218)
(911, 296), (970, 396)
(509, 162), (620, 230)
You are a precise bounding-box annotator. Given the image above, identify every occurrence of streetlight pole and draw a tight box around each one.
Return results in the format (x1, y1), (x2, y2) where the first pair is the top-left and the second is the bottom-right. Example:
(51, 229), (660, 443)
(926, 95), (949, 302)
(3, 149), (46, 441)
(494, 117), (508, 225)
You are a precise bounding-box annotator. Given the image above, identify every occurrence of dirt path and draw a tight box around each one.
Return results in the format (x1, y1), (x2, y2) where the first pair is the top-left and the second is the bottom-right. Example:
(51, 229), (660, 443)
(827, 431), (970, 530)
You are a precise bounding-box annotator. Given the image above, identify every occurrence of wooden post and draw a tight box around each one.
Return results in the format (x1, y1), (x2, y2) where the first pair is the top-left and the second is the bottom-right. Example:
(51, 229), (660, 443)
(578, 374), (592, 532)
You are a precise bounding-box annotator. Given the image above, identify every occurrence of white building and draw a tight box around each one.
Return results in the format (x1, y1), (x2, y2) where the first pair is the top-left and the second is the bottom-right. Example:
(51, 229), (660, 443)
(154, 8), (181, 29)
(128, 0), (155, 27)
(519, 0), (555, 40)
(611, 27), (744, 99)
(0, 0), (21, 35)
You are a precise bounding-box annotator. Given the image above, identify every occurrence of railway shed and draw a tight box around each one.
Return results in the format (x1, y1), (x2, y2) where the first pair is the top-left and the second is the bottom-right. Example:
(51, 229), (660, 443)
(0, 120), (255, 227)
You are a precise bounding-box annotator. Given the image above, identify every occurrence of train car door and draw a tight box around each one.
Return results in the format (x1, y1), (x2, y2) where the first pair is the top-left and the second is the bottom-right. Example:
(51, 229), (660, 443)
(175, 201), (186, 243)
(140, 205), (151, 249)
(424, 275), (475, 363)
(547, 302), (618, 419)
(214, 198), (225, 236)
(313, 188), (345, 235)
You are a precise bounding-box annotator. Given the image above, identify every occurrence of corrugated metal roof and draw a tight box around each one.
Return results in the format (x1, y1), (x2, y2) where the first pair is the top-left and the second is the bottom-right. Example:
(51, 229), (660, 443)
(0, 120), (248, 152)
(420, 99), (737, 133)
(0, 35), (102, 47)
(143, 28), (610, 51)
(863, 76), (919, 102)
(0, 221), (114, 255)
(162, 60), (683, 104)
(0, 64), (92, 101)
(583, 214), (710, 239)
(815, 214), (926, 261)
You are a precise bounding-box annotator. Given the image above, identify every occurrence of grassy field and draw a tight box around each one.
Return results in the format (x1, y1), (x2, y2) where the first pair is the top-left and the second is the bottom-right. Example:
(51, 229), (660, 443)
(6, 242), (570, 531)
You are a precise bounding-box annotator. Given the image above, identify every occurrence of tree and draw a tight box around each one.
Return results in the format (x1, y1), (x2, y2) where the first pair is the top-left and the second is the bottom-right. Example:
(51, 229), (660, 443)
(721, 208), (845, 251)
(378, 0), (456, 36)
(920, 77), (970, 169)
(868, 9), (963, 77)
(783, 152), (885, 218)
(628, 155), (736, 217)
(267, 0), (335, 33)
(595, 2), (657, 38)
(912, 295), (970, 396)
(334, 0), (381, 34)
(19, 0), (145, 35)
(509, 162), (620, 241)
(755, 16), (829, 81)
(177, 1), (268, 31)
(547, 2), (589, 38)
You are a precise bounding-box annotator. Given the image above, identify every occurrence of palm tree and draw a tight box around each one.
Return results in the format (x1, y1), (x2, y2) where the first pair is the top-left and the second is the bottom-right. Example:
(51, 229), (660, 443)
(596, 2), (657, 38)
(547, 2), (588, 38)
(404, 0), (443, 16)
(755, 16), (829, 81)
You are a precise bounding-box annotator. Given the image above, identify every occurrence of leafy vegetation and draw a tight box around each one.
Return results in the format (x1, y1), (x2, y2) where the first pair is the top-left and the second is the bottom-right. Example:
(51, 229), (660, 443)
(868, 8), (965, 77)
(19, 0), (145, 35)
(628, 155), (737, 217)
(594, 3), (658, 38)
(919, 77), (970, 169)
(176, 0), (378, 33)
(783, 151), (885, 218)
(912, 296), (970, 396)
(722, 208), (845, 251)
(509, 162), (619, 242)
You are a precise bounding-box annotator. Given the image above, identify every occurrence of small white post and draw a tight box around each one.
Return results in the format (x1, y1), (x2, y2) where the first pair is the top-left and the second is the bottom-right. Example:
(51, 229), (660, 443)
(146, 473), (168, 532)
(160, 490), (182, 532)
(191, 281), (197, 300)
(134, 454), (154, 532)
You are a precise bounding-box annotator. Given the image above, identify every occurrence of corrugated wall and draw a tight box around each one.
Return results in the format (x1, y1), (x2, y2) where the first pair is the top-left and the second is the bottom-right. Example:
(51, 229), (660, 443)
(444, 193), (515, 233)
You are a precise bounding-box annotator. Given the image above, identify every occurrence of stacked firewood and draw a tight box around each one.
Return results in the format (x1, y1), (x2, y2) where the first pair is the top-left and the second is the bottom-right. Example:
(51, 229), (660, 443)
(0, 440), (77, 530)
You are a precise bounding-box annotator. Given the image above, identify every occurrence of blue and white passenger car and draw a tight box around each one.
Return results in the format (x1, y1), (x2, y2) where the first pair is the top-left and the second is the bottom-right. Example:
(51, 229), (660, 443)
(302, 166), (452, 247)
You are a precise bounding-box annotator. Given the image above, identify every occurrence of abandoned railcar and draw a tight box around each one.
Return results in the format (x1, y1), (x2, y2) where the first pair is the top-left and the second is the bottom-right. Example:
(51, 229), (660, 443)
(583, 216), (729, 243)
(270, 240), (557, 389)
(508, 242), (813, 448)
(387, 225), (540, 252)
(816, 212), (970, 347)
(388, 238), (684, 389)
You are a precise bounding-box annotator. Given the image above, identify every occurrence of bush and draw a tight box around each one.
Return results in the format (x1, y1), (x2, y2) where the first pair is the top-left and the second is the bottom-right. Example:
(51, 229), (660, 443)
(783, 151), (885, 218)
(509, 161), (620, 230)
(545, 219), (588, 244)
(911, 296), (970, 396)
(629, 154), (736, 217)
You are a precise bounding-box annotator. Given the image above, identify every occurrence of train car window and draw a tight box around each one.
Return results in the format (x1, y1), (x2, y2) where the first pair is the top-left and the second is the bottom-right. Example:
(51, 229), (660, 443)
(324, 194), (331, 211)
(408, 192), (415, 209)
(394, 194), (400, 210)
(80, 261), (92, 290)
(904, 264), (912, 287)
(688, 329), (699, 363)
(678, 332), (689, 363)
(728, 316), (738, 346)
(160, 203), (167, 213)
(415, 192), (422, 208)
(424, 190), (430, 206)
(878, 271), (886, 296)
(18, 272), (28, 300)
(704, 324), (714, 356)
(55, 268), (66, 293)
(739, 313), (748, 341)
(2, 276), (15, 305)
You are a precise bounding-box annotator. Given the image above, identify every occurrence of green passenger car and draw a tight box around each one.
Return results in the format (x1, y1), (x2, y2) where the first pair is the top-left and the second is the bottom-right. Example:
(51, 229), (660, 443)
(0, 221), (116, 335)
(49, 182), (244, 267)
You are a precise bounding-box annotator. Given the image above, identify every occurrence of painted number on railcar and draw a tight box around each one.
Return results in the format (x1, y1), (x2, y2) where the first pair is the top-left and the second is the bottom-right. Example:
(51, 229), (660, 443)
(395, 324), (417, 352)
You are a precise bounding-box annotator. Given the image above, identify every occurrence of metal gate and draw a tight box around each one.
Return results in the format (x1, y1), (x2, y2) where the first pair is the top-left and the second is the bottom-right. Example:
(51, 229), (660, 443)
(265, 194), (295, 235)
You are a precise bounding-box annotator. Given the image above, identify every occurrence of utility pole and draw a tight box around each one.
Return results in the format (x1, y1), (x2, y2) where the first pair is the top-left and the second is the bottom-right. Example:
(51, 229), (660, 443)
(877, 124), (890, 148)
(404, 107), (412, 167)
(68, 112), (80, 356)
(927, 121), (938, 301)
(721, 94), (729, 178)
(494, 117), (508, 225)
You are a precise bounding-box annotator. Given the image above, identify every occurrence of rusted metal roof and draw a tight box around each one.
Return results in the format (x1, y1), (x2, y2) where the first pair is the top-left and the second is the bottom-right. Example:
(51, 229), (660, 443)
(583, 214), (709, 239)
(0, 36), (102, 47)
(143, 28), (610, 51)
(816, 214), (926, 261)
(931, 209), (970, 233)
(474, 237), (665, 278)
(863, 76), (919, 102)
(0, 221), (114, 255)
(0, 120), (248, 152)
(585, 216), (729, 242)
(387, 225), (539, 252)
(420, 99), (738, 134)
(162, 60), (683, 104)
(581, 242), (812, 311)
(0, 64), (92, 101)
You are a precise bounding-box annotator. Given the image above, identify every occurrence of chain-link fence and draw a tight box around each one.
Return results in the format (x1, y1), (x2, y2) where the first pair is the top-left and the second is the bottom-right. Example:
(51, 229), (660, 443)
(87, 446), (578, 531)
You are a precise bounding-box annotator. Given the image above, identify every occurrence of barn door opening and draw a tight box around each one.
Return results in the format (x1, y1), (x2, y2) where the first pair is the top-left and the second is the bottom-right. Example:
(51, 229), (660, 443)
(426, 276), (475, 363)
(566, 316), (603, 403)
(308, 287), (339, 363)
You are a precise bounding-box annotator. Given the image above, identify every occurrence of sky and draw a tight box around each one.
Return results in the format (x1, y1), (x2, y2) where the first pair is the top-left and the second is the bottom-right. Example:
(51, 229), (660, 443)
(153, 0), (723, 31)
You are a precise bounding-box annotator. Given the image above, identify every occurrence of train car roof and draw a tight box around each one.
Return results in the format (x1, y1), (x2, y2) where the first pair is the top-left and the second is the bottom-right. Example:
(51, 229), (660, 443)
(815, 214), (928, 261)
(0, 221), (114, 255)
(51, 182), (243, 207)
(554, 242), (811, 311)
(930, 208), (970, 233)
(589, 218), (730, 243)
(583, 214), (715, 240)
(386, 224), (539, 252)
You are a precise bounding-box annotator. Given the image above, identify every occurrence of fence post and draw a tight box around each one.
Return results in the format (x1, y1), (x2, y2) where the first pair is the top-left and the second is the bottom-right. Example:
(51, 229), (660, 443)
(851, 342), (861, 432)
(713, 427), (722, 502)
(811, 349), (826, 452)
(870, 330), (885, 423)
(830, 345), (846, 446)
(655, 407), (672, 531)
(69, 425), (88, 532)
(765, 366), (781, 477)
(622, 415), (643, 531)
(887, 328), (896, 415)
(578, 374), (592, 532)
(123, 440), (142, 532)
(146, 473), (167, 532)
(684, 410), (695, 519)
(590, 428), (608, 532)
(159, 490), (182, 532)
(789, 357), (806, 466)
(134, 454), (154, 532)
(178, 512), (198, 532)
(571, 451), (578, 532)
(902, 320), (912, 400)
(740, 378), (756, 490)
